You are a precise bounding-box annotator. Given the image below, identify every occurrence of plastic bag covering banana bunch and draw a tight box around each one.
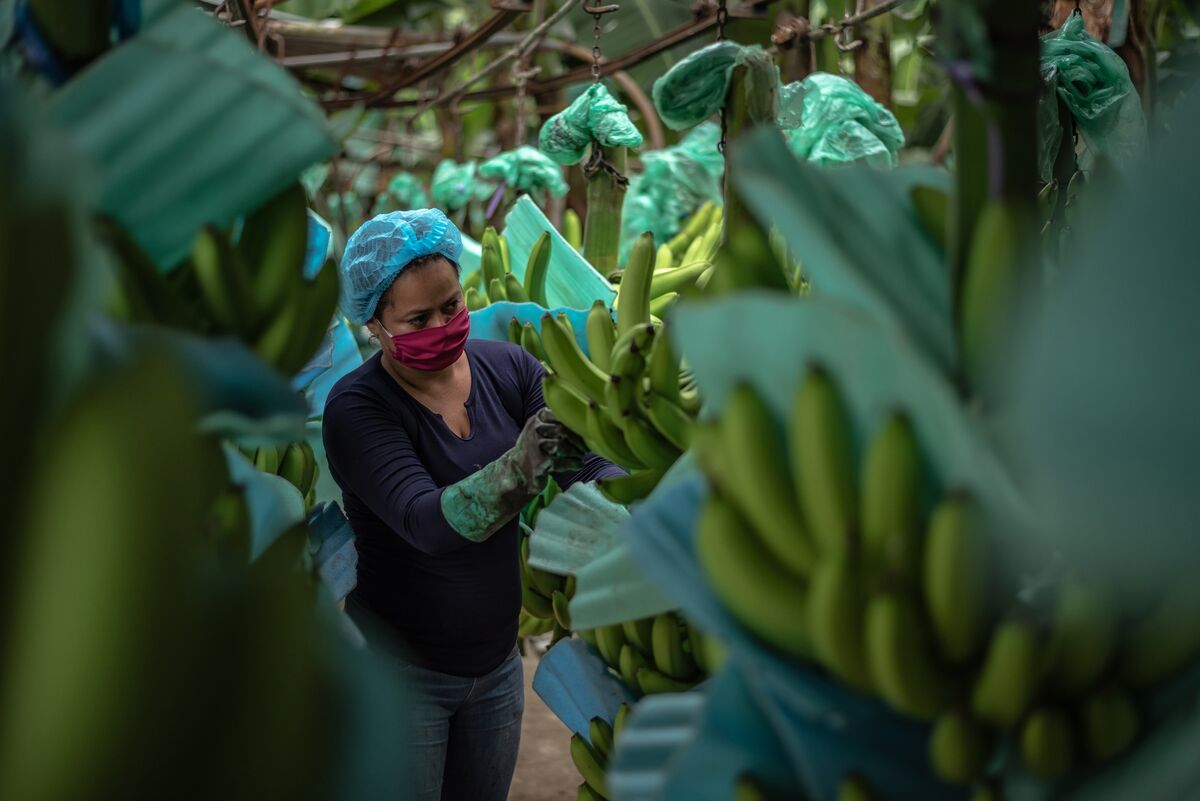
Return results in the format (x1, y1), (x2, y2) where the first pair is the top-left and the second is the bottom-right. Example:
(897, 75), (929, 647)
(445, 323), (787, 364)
(479, 145), (569, 198)
(539, 82), (645, 165)
(431, 159), (478, 211)
(652, 41), (777, 131)
(1037, 12), (1147, 181)
(621, 122), (725, 258)
(778, 73), (905, 169)
(372, 171), (430, 215)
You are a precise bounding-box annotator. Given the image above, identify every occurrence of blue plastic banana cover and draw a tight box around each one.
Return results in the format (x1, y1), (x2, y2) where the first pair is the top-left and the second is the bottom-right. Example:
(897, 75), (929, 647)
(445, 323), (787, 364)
(338, 209), (464, 325)
(778, 72), (905, 168)
(479, 145), (569, 198)
(539, 82), (645, 165)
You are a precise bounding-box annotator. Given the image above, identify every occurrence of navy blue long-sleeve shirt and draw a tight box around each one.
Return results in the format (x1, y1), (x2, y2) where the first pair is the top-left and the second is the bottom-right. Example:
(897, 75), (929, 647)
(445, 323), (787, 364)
(323, 339), (621, 677)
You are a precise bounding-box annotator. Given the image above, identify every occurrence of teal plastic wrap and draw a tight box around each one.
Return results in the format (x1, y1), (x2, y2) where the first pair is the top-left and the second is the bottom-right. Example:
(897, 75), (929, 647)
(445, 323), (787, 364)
(539, 82), (645, 165)
(779, 72), (905, 168)
(479, 145), (568, 197)
(430, 159), (477, 211)
(652, 41), (765, 130)
(373, 171), (429, 214)
(621, 122), (724, 255)
(1038, 12), (1147, 179)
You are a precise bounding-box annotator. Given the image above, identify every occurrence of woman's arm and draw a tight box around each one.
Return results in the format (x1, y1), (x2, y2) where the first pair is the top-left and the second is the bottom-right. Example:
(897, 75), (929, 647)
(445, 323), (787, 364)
(323, 393), (470, 557)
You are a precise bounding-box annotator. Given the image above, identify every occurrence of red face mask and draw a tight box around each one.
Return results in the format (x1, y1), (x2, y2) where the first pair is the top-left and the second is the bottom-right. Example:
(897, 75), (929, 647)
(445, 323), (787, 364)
(377, 306), (470, 371)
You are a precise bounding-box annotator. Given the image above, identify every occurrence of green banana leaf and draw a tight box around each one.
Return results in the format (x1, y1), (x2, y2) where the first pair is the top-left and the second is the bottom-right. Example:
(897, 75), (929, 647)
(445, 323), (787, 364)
(502, 195), (617, 311)
(47, 1), (335, 269)
(1001, 85), (1200, 606)
(730, 126), (957, 376)
(672, 293), (1033, 550)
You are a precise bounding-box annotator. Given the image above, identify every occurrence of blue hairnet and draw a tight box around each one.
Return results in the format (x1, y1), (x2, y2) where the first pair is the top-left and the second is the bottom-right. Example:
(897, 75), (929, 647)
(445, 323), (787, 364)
(339, 208), (464, 325)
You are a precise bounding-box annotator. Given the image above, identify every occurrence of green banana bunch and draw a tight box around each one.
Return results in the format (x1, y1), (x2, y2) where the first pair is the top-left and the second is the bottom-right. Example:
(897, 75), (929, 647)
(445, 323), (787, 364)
(246, 440), (320, 509)
(615, 232), (656, 337)
(519, 609), (555, 638)
(518, 524), (571, 625)
(859, 413), (922, 582)
(970, 616), (1042, 729)
(523, 231), (552, 307)
(570, 733), (610, 800)
(666, 201), (716, 257)
(650, 613), (698, 681)
(864, 589), (952, 720)
(791, 367), (856, 556)
(808, 554), (872, 692)
(1019, 707), (1075, 779)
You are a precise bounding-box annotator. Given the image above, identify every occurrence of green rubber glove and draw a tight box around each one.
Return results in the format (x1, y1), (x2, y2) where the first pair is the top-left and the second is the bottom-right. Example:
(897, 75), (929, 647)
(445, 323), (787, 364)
(441, 408), (585, 543)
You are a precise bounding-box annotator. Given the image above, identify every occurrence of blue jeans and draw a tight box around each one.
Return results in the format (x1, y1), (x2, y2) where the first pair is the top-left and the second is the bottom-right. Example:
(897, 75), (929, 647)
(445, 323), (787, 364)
(401, 646), (525, 801)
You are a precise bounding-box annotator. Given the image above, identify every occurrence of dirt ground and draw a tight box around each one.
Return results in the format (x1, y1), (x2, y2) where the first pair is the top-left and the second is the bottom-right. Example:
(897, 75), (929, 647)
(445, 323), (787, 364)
(509, 651), (579, 801)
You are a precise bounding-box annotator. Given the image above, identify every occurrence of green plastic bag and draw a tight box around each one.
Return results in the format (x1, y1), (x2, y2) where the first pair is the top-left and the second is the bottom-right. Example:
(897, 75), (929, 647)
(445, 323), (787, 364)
(373, 171), (429, 214)
(652, 41), (778, 130)
(479, 145), (568, 198)
(539, 82), (644, 165)
(1038, 13), (1147, 180)
(430, 159), (477, 211)
(621, 122), (724, 254)
(779, 72), (905, 168)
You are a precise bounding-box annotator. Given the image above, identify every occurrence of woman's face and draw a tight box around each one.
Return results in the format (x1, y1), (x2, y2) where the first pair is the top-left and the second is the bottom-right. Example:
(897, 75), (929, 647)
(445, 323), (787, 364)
(373, 257), (463, 336)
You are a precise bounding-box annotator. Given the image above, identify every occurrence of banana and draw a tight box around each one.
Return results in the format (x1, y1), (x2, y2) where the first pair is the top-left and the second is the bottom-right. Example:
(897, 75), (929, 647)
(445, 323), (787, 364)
(655, 244), (675, 273)
(481, 226), (506, 289)
(864, 590), (951, 720)
(620, 414), (681, 472)
(667, 201), (713, 256)
(651, 614), (696, 680)
(838, 774), (875, 801)
(636, 665), (694, 694)
(504, 272), (529, 303)
(586, 301), (617, 373)
(564, 208), (583, 251)
(569, 733), (609, 797)
(619, 643), (649, 693)
(552, 590), (572, 630)
(564, 573), (576, 599)
(522, 536), (562, 598)
(971, 617), (1042, 729)
(923, 493), (989, 664)
(541, 313), (609, 403)
(641, 393), (693, 452)
(465, 286), (488, 310)
(689, 626), (727, 674)
(697, 219), (724, 261)
(577, 782), (607, 801)
(519, 610), (555, 637)
(649, 259), (712, 299)
(596, 468), (666, 505)
(254, 255), (339, 375)
(507, 316), (523, 345)
(1019, 707), (1074, 779)
(696, 493), (810, 660)
(190, 225), (254, 335)
(589, 717), (615, 760)
(464, 269), (483, 291)
(298, 441), (318, 492)
(524, 230), (552, 306)
(521, 322), (546, 362)
(1046, 577), (1117, 697)
(808, 554), (872, 691)
(719, 383), (815, 577)
(732, 773), (773, 801)
(860, 413), (921, 581)
(622, 617), (655, 655)
(678, 386), (702, 416)
(595, 624), (627, 667)
(585, 400), (646, 470)
(1118, 578), (1200, 687)
(615, 232), (656, 337)
(929, 710), (992, 784)
(613, 703), (632, 740)
(649, 292), (678, 319)
(1080, 685), (1139, 761)
(790, 367), (856, 555)
(277, 443), (311, 494)
(254, 445), (281, 475)
(970, 781), (1003, 801)
(960, 199), (1029, 386)
(542, 375), (590, 437)
(238, 182), (309, 320)
(645, 323), (681, 402)
(681, 232), (707, 267)
(499, 232), (511, 273)
(487, 276), (508, 303)
(522, 581), (555, 619)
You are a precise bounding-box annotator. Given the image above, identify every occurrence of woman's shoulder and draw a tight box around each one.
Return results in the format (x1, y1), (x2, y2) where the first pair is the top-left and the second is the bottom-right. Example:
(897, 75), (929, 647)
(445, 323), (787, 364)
(467, 338), (538, 374)
(325, 352), (388, 415)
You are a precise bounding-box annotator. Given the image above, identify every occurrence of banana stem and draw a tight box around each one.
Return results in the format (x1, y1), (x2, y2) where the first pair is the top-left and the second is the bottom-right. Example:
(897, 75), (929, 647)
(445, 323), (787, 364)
(721, 60), (780, 240)
(582, 144), (626, 276)
(28, 0), (115, 65)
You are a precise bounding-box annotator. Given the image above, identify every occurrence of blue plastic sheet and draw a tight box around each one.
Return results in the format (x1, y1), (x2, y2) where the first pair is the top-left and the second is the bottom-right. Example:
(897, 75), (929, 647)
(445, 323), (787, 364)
(296, 316), (364, 419)
(528, 481), (630, 576)
(502, 195), (616, 311)
(468, 301), (593, 357)
(307, 501), (357, 601)
(532, 638), (637, 745)
(304, 208), (332, 280)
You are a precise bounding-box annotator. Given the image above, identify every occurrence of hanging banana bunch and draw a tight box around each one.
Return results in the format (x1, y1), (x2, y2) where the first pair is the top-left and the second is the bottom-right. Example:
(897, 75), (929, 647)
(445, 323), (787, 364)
(463, 225), (552, 309)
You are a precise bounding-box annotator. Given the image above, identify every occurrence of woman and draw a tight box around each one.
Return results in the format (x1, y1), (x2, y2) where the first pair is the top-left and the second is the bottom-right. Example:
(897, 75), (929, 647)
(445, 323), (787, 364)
(323, 209), (621, 801)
